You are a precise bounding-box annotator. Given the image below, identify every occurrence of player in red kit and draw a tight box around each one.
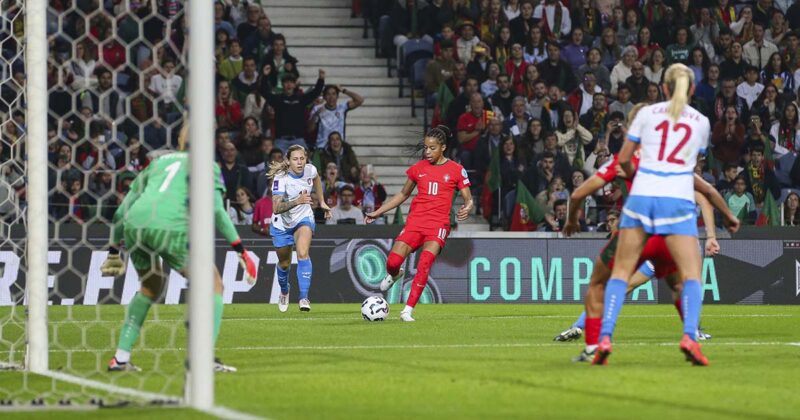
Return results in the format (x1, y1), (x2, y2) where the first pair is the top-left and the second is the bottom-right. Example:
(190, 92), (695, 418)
(365, 126), (473, 321)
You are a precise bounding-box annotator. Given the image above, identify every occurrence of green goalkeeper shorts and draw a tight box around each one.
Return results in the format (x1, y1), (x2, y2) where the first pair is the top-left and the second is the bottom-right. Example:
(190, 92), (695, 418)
(124, 228), (188, 274)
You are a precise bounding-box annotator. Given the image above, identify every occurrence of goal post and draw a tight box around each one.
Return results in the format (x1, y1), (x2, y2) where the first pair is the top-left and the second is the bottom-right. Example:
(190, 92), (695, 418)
(24, 0), (49, 375)
(0, 0), (243, 413)
(186, 0), (216, 409)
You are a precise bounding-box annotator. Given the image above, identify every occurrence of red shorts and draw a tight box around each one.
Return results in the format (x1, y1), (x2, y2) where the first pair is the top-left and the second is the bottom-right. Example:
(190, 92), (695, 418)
(396, 226), (449, 251)
(607, 235), (678, 279)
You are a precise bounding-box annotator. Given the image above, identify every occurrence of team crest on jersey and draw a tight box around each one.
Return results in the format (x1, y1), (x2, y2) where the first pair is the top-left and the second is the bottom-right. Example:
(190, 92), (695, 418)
(273, 180), (279, 189)
(444, 174), (450, 182)
(308, 178), (313, 185)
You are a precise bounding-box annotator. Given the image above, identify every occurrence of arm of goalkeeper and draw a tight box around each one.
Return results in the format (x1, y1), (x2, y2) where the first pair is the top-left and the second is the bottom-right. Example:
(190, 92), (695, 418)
(101, 246), (127, 277)
(231, 240), (257, 285)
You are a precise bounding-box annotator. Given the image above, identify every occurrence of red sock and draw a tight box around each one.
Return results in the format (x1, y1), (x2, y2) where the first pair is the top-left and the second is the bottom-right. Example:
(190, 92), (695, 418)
(674, 298), (684, 321)
(585, 317), (601, 346)
(386, 252), (404, 277)
(406, 250), (436, 308)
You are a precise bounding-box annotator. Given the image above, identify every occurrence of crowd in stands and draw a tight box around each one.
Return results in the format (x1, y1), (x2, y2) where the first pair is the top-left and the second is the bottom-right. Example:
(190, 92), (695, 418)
(3, 1), (800, 230)
(363, 0), (800, 230)
(0, 0), (391, 228)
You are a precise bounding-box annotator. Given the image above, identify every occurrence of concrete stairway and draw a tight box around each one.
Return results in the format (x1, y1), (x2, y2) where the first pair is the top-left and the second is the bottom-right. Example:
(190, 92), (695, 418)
(264, 0), (488, 229)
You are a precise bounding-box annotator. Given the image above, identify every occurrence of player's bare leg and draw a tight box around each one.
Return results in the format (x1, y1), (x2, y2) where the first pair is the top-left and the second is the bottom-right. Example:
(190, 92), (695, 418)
(664, 235), (709, 365)
(109, 266), (165, 372)
(593, 227), (646, 365)
(380, 241), (413, 292)
(558, 260), (608, 343)
(294, 226), (314, 311)
(401, 241), (441, 322)
(275, 245), (293, 312)
(571, 260), (655, 361)
(570, 258), (610, 361)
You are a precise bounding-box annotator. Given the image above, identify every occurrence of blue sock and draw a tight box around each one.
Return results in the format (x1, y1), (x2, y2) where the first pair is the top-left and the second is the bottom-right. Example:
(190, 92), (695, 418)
(572, 311), (587, 329)
(682, 279), (702, 341)
(297, 258), (312, 300)
(277, 266), (289, 294)
(600, 279), (628, 339)
(637, 260), (655, 278)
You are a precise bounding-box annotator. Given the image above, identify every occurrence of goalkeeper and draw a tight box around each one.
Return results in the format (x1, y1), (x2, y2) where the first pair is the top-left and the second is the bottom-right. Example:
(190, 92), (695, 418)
(102, 123), (257, 373)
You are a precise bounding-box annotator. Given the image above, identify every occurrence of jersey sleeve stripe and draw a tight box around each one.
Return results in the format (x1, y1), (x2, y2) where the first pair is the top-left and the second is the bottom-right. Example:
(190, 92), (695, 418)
(627, 134), (641, 143)
(273, 191), (286, 195)
(637, 167), (694, 177)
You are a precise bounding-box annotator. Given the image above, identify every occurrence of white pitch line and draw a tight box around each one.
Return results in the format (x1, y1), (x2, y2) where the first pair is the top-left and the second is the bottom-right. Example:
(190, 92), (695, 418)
(38, 370), (180, 403)
(200, 405), (268, 420)
(34, 370), (265, 420)
(9, 341), (798, 353)
(42, 313), (797, 324)
(216, 341), (800, 351)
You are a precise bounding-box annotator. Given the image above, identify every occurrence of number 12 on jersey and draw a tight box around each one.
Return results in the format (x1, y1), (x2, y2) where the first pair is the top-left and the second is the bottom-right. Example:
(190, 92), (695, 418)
(654, 120), (692, 165)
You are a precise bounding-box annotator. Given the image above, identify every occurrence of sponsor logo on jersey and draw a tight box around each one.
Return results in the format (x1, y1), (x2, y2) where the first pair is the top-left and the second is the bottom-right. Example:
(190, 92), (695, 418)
(272, 180), (279, 190)
(418, 173), (427, 178)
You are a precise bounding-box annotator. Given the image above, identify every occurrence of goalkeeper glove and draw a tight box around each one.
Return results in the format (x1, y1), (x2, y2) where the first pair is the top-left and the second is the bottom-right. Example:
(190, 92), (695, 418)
(232, 240), (257, 285)
(101, 247), (126, 276)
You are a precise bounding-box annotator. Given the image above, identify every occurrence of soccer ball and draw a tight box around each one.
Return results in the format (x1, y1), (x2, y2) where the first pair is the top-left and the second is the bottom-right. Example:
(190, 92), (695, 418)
(361, 296), (389, 321)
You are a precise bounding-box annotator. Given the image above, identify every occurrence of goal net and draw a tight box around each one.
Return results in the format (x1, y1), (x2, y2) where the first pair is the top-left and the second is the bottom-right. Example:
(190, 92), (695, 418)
(0, 0), (222, 411)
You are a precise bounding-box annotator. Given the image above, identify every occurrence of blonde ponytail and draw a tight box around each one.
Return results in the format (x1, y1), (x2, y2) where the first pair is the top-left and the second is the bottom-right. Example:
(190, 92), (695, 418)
(177, 120), (189, 151)
(267, 144), (307, 180)
(626, 103), (647, 128)
(664, 63), (694, 122)
(267, 160), (290, 180)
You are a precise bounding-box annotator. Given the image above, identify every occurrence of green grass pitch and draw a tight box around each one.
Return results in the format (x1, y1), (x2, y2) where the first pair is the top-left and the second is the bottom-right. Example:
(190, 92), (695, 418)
(1, 304), (799, 419)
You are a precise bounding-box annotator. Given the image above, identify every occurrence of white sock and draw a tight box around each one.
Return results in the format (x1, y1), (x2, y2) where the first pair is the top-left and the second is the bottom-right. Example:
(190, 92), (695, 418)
(586, 345), (598, 353)
(402, 305), (413, 313)
(115, 349), (131, 363)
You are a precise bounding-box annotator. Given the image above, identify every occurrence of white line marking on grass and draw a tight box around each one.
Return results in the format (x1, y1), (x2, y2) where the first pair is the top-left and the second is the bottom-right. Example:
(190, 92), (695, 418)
(200, 405), (268, 420)
(38, 370), (180, 403)
(0, 360), (23, 370)
(44, 313), (797, 324)
(215, 341), (800, 351)
(34, 370), (266, 420)
(24, 341), (800, 353)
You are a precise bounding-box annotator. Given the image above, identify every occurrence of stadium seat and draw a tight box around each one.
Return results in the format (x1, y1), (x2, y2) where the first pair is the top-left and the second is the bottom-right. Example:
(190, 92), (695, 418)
(397, 39), (432, 98)
(410, 57), (430, 121)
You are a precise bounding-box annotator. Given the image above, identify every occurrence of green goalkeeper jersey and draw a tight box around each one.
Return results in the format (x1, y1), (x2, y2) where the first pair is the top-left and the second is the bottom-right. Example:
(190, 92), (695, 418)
(111, 151), (240, 245)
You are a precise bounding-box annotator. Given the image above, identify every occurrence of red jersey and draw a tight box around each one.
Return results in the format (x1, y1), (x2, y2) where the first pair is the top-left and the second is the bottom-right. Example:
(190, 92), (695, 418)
(405, 159), (470, 231)
(607, 235), (677, 279)
(456, 111), (490, 151)
(595, 151), (640, 207)
(253, 197), (273, 231)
